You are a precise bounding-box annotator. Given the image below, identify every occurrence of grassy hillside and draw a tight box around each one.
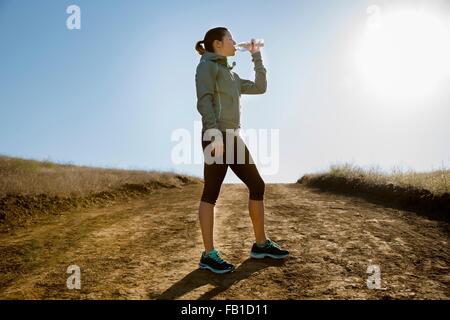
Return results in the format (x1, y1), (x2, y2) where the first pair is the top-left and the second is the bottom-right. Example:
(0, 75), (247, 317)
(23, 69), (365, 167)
(298, 163), (450, 220)
(0, 154), (201, 230)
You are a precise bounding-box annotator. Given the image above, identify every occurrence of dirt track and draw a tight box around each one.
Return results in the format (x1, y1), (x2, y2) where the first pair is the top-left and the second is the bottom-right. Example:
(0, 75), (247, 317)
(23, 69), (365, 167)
(0, 183), (448, 299)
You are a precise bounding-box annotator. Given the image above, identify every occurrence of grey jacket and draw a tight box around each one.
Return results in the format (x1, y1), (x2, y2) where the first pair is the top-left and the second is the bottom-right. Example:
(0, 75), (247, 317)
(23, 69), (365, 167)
(195, 51), (267, 132)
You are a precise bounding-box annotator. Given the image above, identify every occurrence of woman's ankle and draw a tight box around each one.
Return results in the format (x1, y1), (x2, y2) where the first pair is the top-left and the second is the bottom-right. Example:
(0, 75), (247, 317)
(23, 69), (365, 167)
(203, 247), (215, 256)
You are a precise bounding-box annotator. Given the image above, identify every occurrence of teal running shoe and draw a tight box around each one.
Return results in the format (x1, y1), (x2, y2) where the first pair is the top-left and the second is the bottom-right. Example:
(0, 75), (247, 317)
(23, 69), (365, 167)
(250, 238), (289, 259)
(199, 249), (235, 274)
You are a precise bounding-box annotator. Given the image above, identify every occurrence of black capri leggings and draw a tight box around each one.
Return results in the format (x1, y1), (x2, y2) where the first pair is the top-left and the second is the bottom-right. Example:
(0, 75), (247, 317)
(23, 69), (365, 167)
(200, 131), (265, 205)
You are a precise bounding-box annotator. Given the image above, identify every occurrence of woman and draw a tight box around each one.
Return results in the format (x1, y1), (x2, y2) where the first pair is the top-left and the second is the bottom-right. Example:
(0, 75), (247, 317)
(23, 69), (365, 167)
(195, 27), (289, 274)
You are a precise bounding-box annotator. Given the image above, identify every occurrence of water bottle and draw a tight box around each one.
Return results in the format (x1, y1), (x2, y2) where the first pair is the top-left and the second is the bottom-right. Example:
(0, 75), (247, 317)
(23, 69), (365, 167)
(234, 38), (265, 52)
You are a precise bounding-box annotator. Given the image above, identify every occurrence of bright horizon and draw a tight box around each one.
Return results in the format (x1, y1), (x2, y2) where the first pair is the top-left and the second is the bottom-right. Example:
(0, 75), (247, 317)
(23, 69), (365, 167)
(1, 0), (449, 183)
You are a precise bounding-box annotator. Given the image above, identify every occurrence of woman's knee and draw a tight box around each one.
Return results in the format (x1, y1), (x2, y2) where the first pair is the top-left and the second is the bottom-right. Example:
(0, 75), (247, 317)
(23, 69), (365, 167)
(201, 186), (220, 206)
(249, 178), (265, 200)
(200, 195), (217, 206)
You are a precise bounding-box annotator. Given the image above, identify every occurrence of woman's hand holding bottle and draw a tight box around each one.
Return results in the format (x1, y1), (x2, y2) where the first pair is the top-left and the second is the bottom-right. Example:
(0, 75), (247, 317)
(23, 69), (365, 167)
(248, 38), (261, 54)
(234, 38), (264, 54)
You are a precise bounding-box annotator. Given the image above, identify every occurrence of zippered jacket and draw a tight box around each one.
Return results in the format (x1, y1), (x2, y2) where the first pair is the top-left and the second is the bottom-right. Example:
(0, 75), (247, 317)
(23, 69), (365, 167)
(195, 51), (267, 133)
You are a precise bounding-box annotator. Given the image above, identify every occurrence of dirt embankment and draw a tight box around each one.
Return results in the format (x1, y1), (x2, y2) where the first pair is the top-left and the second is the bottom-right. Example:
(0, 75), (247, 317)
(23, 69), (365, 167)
(0, 175), (201, 233)
(298, 175), (450, 222)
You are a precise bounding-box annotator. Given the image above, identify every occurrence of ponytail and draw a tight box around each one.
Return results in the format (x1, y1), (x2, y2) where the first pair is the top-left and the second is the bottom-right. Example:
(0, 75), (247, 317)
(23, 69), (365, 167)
(195, 40), (205, 55)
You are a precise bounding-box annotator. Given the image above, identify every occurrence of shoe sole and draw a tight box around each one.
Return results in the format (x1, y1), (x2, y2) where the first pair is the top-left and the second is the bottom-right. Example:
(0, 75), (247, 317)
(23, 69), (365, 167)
(250, 252), (289, 259)
(199, 263), (235, 274)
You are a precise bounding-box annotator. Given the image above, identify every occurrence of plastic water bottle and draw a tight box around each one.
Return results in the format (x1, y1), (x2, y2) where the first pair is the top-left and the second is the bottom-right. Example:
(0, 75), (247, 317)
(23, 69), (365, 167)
(234, 38), (265, 52)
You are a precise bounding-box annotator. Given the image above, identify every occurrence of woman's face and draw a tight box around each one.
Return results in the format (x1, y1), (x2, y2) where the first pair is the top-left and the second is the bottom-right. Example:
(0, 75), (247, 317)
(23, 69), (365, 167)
(214, 31), (237, 56)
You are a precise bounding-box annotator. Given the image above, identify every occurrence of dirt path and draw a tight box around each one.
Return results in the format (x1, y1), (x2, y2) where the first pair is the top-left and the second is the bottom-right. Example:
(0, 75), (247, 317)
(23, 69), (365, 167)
(0, 183), (448, 299)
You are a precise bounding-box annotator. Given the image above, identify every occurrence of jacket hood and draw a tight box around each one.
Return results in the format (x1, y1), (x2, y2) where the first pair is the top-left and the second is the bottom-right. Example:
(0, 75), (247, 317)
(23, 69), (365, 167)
(200, 51), (236, 70)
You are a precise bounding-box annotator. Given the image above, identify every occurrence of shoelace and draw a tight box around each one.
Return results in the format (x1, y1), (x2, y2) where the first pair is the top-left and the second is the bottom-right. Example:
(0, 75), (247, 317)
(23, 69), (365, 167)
(266, 239), (281, 250)
(209, 250), (225, 264)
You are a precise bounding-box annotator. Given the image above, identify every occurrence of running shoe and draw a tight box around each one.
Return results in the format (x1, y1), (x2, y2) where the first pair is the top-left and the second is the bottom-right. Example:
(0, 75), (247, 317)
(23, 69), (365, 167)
(250, 238), (289, 259)
(199, 249), (235, 274)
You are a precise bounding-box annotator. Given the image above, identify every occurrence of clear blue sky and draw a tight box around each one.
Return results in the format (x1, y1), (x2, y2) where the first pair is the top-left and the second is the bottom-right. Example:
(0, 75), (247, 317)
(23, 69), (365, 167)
(1, 0), (449, 183)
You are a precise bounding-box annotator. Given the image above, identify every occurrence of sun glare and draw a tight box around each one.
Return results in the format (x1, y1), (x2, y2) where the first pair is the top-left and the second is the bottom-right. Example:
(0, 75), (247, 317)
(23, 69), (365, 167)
(355, 7), (450, 103)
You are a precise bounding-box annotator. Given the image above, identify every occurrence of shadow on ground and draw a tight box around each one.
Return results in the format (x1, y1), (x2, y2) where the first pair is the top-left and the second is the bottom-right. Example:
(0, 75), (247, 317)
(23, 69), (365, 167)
(152, 258), (286, 300)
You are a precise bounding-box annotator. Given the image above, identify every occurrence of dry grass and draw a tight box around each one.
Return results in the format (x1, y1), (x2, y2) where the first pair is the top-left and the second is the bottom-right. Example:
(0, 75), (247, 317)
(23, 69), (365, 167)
(0, 154), (200, 198)
(302, 162), (449, 197)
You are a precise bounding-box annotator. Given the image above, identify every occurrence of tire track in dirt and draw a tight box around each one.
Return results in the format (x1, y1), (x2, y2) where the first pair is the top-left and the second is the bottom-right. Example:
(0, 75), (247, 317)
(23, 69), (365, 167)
(0, 183), (448, 299)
